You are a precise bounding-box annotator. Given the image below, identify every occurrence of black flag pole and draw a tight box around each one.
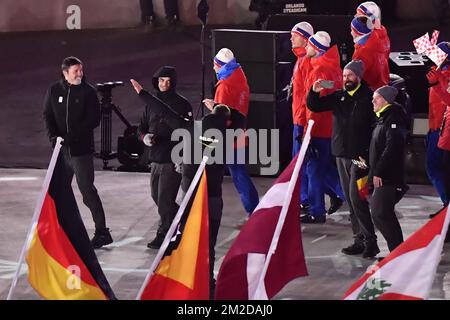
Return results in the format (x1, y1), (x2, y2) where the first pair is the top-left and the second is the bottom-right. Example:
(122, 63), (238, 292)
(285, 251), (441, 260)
(197, 0), (209, 119)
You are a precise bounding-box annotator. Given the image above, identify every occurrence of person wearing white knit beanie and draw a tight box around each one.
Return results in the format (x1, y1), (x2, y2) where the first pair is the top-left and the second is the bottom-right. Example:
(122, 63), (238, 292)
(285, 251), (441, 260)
(306, 31), (331, 58)
(290, 21), (315, 213)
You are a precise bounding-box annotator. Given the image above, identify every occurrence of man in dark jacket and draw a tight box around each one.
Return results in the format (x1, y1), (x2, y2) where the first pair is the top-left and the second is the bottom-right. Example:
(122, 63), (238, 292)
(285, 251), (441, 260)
(367, 85), (406, 253)
(179, 104), (238, 299)
(307, 60), (379, 258)
(131, 66), (192, 249)
(43, 56), (112, 249)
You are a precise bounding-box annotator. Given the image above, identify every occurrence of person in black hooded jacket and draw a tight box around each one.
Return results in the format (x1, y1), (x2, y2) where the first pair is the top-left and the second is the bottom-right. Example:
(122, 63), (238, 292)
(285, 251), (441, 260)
(131, 66), (192, 249)
(366, 85), (406, 253)
(43, 56), (113, 249)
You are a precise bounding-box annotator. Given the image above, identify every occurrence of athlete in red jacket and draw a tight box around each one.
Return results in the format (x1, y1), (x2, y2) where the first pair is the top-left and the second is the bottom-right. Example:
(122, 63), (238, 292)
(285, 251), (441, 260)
(203, 48), (259, 217)
(299, 31), (344, 223)
(304, 44), (343, 139)
(425, 45), (450, 207)
(426, 45), (450, 213)
(355, 1), (391, 62)
(351, 16), (389, 90)
(290, 21), (314, 209)
(291, 22), (314, 130)
(427, 51), (450, 230)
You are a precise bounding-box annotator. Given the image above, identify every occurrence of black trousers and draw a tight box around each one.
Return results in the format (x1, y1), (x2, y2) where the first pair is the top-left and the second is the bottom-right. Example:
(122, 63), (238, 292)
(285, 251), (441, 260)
(150, 162), (181, 237)
(370, 185), (404, 252)
(62, 148), (107, 231)
(139, 0), (179, 21)
(336, 157), (377, 245)
(180, 175), (224, 297)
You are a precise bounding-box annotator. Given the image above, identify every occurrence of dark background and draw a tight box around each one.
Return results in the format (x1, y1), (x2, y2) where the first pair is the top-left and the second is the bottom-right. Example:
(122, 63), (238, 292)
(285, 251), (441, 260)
(0, 4), (448, 170)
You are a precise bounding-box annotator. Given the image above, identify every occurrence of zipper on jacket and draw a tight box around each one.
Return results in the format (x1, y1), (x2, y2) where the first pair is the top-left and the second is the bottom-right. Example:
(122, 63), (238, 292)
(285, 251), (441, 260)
(66, 85), (71, 156)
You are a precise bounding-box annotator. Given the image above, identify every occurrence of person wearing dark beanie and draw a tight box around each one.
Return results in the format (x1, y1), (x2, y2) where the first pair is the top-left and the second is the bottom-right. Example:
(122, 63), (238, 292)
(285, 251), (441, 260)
(307, 59), (378, 257)
(367, 85), (406, 253)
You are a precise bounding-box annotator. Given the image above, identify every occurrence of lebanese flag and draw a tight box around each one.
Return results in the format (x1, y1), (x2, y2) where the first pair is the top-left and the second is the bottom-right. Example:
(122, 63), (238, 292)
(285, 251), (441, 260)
(26, 140), (115, 300)
(343, 206), (450, 300)
(139, 170), (210, 300)
(214, 154), (308, 300)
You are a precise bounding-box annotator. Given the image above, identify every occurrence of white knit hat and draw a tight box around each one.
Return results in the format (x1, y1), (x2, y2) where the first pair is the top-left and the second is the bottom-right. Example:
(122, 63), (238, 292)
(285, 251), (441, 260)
(214, 48), (234, 66)
(356, 1), (381, 27)
(308, 31), (331, 53)
(291, 21), (314, 40)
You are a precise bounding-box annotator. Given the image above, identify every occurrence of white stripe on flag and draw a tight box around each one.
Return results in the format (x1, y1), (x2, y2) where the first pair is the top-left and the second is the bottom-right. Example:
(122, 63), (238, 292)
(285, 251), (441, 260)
(252, 182), (289, 212)
(247, 253), (268, 300)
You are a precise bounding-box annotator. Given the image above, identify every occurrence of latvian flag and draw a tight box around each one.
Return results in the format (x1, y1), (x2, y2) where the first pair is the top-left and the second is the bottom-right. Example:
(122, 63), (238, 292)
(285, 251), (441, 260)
(215, 154), (308, 300)
(139, 169), (210, 300)
(26, 139), (115, 300)
(343, 206), (450, 300)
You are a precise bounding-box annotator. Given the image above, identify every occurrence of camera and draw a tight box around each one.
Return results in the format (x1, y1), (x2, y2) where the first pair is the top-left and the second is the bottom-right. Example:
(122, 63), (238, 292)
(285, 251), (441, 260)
(96, 81), (124, 92)
(95, 80), (145, 171)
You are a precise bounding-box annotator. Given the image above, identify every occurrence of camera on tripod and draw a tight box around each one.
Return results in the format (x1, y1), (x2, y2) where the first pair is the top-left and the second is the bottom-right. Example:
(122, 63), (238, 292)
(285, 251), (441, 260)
(95, 81), (146, 171)
(97, 81), (124, 93)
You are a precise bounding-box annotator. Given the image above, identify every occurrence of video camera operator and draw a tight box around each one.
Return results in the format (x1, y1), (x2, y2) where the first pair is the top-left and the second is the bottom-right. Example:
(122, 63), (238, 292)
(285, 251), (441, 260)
(130, 66), (192, 250)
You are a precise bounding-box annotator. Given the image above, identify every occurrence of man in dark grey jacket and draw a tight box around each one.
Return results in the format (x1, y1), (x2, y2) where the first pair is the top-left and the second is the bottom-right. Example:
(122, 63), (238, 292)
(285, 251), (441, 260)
(131, 66), (192, 249)
(44, 56), (112, 249)
(307, 60), (379, 258)
(367, 85), (406, 253)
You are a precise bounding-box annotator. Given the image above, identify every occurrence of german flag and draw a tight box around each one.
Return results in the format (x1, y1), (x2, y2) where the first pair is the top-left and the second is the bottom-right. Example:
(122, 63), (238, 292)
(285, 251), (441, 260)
(356, 175), (369, 201)
(140, 170), (210, 300)
(26, 150), (116, 300)
(355, 168), (370, 201)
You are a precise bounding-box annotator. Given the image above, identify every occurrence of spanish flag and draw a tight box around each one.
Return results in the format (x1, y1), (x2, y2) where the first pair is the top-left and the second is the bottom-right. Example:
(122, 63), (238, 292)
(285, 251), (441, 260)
(25, 143), (116, 300)
(140, 170), (210, 300)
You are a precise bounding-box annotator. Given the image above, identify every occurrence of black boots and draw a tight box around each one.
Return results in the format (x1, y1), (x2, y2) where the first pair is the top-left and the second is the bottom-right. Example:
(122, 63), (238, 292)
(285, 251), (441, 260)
(143, 16), (156, 32)
(341, 242), (365, 255)
(91, 228), (113, 249)
(327, 197), (343, 215)
(341, 241), (380, 259)
(147, 233), (165, 249)
(300, 214), (326, 224)
(362, 242), (380, 259)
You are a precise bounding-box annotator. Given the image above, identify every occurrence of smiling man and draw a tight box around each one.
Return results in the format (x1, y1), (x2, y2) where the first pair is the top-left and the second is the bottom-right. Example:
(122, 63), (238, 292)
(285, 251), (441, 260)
(43, 56), (112, 249)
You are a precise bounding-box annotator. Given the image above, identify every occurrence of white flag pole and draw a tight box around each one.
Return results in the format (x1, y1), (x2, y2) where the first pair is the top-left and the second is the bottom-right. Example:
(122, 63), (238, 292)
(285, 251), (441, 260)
(6, 137), (64, 300)
(251, 120), (314, 300)
(136, 156), (209, 300)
